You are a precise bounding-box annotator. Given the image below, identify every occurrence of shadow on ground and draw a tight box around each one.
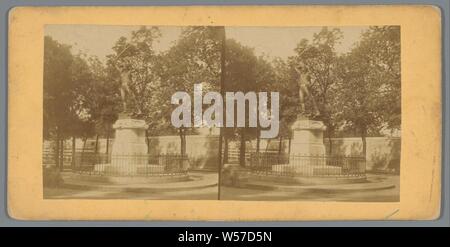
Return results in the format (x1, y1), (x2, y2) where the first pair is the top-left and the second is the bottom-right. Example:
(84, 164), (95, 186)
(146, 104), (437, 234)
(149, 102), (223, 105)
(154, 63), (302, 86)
(219, 174), (400, 202)
(43, 171), (218, 200)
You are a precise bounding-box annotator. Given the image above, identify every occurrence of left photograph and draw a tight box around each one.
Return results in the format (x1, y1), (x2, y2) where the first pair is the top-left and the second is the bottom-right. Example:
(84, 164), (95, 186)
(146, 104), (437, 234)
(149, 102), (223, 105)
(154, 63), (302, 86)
(43, 25), (222, 199)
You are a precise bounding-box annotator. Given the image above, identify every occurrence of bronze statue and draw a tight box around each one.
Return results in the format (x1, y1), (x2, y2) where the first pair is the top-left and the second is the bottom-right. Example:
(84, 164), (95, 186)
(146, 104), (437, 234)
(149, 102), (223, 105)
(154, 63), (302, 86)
(114, 45), (144, 117)
(115, 62), (132, 113)
(114, 45), (134, 114)
(295, 62), (320, 118)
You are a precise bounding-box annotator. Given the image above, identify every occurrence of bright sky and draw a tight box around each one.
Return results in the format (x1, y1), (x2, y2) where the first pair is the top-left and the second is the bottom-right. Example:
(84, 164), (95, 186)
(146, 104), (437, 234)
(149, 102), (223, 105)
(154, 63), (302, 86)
(44, 25), (368, 63)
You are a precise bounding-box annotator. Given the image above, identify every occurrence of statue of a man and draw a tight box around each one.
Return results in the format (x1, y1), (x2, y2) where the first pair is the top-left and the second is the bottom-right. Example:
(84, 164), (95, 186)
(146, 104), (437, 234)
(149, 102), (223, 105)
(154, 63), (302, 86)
(295, 62), (320, 118)
(115, 62), (132, 113)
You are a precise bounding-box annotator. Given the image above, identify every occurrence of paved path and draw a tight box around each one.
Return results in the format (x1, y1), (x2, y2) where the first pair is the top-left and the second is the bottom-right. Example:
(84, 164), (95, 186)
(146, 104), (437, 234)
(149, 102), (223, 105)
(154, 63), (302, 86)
(45, 171), (218, 200)
(241, 174), (395, 192)
(220, 174), (400, 202)
(45, 172), (399, 202)
(62, 172), (217, 191)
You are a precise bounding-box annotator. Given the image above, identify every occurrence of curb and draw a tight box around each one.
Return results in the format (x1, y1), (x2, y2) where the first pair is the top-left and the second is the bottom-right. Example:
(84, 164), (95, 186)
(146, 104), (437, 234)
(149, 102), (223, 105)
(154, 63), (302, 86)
(62, 181), (218, 192)
(238, 182), (396, 192)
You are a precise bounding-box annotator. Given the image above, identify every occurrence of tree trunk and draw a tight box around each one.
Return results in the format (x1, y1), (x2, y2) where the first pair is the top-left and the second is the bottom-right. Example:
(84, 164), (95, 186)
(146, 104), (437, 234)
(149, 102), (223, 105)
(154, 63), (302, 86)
(71, 136), (76, 168)
(81, 137), (87, 155)
(265, 139), (271, 152)
(55, 131), (60, 169)
(179, 128), (183, 155)
(105, 126), (111, 155)
(94, 134), (99, 154)
(361, 128), (367, 158)
(145, 130), (150, 154)
(179, 127), (186, 156)
(59, 139), (64, 171)
(256, 129), (261, 155)
(223, 136), (229, 164)
(80, 137), (87, 169)
(182, 135), (186, 156)
(278, 135), (283, 155)
(288, 136), (292, 156)
(239, 130), (246, 167)
(327, 129), (333, 155)
(328, 137), (333, 155)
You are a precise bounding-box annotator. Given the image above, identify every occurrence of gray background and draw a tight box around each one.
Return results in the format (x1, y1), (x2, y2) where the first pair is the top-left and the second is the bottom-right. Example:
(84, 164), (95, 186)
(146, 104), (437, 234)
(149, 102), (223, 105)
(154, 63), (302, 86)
(0, 0), (448, 227)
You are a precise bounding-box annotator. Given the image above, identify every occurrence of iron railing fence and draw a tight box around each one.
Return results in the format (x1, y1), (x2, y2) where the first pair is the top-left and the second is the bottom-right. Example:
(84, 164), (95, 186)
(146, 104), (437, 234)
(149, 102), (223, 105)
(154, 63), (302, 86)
(43, 151), (73, 167)
(45, 152), (189, 176)
(249, 153), (366, 177)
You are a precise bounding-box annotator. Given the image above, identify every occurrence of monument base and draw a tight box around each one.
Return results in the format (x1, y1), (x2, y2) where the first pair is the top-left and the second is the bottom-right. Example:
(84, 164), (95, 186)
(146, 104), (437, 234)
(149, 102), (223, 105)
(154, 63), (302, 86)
(104, 118), (149, 176)
(290, 118), (327, 156)
(272, 164), (342, 176)
(94, 164), (166, 175)
(287, 117), (342, 176)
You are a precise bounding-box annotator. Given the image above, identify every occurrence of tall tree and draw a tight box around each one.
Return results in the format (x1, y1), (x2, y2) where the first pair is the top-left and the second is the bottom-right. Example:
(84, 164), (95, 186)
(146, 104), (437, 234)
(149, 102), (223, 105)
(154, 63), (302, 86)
(86, 56), (120, 154)
(158, 26), (222, 156)
(271, 58), (297, 155)
(253, 56), (279, 154)
(44, 36), (96, 170)
(359, 26), (401, 130)
(223, 39), (259, 166)
(336, 26), (400, 156)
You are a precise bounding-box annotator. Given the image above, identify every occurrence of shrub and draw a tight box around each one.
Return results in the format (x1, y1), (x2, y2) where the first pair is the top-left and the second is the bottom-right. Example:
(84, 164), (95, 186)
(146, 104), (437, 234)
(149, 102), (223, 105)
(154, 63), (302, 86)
(43, 165), (63, 187)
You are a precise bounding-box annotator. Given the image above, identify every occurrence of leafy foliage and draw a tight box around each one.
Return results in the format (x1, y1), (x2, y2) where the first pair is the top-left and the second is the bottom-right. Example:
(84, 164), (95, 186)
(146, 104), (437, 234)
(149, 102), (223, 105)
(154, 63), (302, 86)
(335, 26), (400, 154)
(43, 26), (401, 159)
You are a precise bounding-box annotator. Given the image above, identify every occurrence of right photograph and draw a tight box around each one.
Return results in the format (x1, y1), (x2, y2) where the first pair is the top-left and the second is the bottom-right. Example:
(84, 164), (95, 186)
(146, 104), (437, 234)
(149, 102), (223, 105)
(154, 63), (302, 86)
(219, 26), (401, 202)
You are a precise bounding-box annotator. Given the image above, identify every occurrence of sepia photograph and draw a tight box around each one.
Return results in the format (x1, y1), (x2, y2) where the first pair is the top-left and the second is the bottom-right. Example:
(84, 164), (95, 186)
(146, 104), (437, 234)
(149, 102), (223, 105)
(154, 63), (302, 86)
(6, 4), (443, 221)
(42, 24), (400, 201)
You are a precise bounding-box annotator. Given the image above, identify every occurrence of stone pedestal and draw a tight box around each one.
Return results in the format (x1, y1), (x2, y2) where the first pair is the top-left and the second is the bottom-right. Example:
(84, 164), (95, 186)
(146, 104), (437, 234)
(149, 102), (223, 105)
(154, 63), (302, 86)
(271, 117), (342, 176)
(95, 118), (162, 175)
(111, 118), (148, 157)
(110, 118), (148, 175)
(290, 118), (327, 156)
